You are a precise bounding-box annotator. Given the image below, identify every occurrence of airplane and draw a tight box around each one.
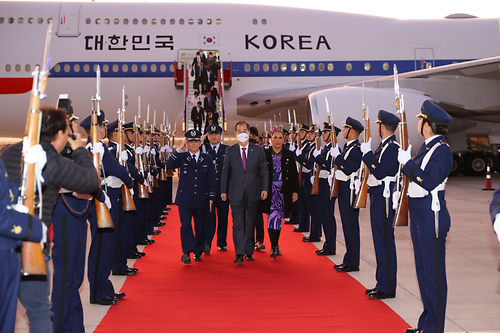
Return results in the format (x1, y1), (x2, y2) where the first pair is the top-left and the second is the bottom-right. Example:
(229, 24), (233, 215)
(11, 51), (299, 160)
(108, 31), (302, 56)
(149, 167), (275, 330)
(1, 1), (499, 176)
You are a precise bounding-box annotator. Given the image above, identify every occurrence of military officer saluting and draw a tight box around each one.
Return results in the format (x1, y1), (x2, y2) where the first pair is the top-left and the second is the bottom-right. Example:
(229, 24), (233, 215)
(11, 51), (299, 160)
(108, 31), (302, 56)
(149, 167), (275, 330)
(360, 110), (400, 299)
(331, 117), (363, 273)
(166, 129), (216, 264)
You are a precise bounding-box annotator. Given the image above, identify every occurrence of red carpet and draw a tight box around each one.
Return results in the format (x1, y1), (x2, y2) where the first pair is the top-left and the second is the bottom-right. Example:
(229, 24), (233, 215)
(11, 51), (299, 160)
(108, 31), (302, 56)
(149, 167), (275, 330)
(95, 206), (409, 332)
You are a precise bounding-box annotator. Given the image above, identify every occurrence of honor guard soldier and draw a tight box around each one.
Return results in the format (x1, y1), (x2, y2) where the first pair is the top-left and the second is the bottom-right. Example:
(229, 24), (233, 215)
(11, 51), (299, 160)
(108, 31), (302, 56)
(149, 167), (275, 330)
(283, 128), (290, 149)
(292, 124), (312, 233)
(153, 128), (168, 226)
(80, 111), (134, 305)
(398, 101), (453, 333)
(491, 188), (500, 242)
(312, 123), (341, 255)
(202, 124), (230, 252)
(144, 127), (161, 236)
(166, 129), (216, 264)
(331, 117), (363, 272)
(136, 125), (155, 246)
(360, 110), (400, 299)
(284, 125), (299, 225)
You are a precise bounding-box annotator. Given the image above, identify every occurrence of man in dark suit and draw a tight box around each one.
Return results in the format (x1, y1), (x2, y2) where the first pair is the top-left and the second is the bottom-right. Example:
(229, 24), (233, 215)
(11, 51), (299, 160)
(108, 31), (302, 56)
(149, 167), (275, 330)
(221, 121), (268, 263)
(195, 61), (207, 93)
(204, 68), (215, 92)
(204, 90), (216, 114)
(191, 101), (205, 132)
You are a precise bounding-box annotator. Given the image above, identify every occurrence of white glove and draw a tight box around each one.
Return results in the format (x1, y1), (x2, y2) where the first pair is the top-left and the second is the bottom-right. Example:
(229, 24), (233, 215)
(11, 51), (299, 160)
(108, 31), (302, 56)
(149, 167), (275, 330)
(148, 173), (153, 182)
(289, 144), (296, 152)
(327, 174), (333, 187)
(41, 223), (48, 246)
(129, 187), (134, 198)
(23, 141), (47, 183)
(313, 148), (321, 158)
(120, 150), (128, 162)
(310, 175), (315, 186)
(143, 146), (150, 154)
(103, 191), (112, 210)
(398, 144), (412, 165)
(494, 216), (500, 242)
(392, 191), (400, 210)
(172, 144), (176, 149)
(8, 203), (29, 214)
(144, 180), (150, 188)
(354, 178), (360, 195)
(166, 146), (173, 153)
(160, 146), (166, 153)
(330, 144), (340, 158)
(92, 142), (105, 162)
(295, 146), (304, 157)
(176, 148), (182, 153)
(361, 138), (372, 154)
(151, 148), (156, 155)
(135, 146), (143, 154)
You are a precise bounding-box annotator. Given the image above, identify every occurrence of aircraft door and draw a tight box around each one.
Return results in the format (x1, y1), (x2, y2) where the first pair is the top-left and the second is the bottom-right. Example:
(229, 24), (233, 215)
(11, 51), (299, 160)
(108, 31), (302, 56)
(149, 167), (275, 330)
(57, 3), (81, 37)
(414, 48), (434, 70)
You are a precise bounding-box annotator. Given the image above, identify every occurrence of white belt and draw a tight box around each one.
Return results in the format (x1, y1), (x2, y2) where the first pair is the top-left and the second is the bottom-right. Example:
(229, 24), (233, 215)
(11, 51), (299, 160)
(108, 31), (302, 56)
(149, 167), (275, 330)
(319, 169), (330, 179)
(102, 176), (123, 188)
(302, 167), (311, 173)
(408, 179), (447, 212)
(368, 175), (396, 198)
(335, 169), (358, 182)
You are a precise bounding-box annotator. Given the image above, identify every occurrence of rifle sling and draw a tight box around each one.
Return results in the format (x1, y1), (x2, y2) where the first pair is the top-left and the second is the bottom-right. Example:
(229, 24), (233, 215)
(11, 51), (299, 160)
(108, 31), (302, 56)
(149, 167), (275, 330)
(23, 214), (34, 241)
(409, 164), (420, 182)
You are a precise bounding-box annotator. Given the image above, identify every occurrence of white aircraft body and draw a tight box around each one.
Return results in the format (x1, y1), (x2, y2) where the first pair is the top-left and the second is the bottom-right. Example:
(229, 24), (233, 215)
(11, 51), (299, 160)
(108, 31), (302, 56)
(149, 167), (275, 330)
(1, 2), (500, 175)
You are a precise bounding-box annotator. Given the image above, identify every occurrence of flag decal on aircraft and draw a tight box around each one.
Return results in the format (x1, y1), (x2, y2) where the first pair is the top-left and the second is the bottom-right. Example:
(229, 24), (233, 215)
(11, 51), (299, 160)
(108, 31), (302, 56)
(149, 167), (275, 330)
(201, 35), (218, 45)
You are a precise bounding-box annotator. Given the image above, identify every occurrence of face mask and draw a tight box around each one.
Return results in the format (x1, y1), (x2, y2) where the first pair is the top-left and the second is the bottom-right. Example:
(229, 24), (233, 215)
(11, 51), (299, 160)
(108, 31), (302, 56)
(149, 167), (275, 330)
(237, 133), (249, 143)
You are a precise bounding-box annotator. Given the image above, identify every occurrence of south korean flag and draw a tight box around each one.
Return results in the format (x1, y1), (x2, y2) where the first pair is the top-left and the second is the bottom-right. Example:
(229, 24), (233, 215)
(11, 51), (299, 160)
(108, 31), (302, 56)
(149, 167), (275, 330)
(201, 35), (219, 46)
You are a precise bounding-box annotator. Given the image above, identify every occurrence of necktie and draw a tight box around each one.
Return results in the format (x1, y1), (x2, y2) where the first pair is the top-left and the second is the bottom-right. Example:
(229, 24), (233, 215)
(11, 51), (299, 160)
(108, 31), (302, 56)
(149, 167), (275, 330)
(242, 147), (246, 169)
(192, 154), (196, 162)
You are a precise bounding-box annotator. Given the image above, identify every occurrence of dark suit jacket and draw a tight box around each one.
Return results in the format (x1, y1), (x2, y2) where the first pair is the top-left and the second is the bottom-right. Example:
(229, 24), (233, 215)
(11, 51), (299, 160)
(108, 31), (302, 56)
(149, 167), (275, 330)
(204, 112), (219, 129)
(191, 106), (205, 123)
(221, 143), (268, 202)
(204, 95), (216, 113)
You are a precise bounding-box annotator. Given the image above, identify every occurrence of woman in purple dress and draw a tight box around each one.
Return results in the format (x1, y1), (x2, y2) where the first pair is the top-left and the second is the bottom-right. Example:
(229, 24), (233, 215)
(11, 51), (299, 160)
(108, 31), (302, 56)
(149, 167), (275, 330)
(259, 129), (299, 258)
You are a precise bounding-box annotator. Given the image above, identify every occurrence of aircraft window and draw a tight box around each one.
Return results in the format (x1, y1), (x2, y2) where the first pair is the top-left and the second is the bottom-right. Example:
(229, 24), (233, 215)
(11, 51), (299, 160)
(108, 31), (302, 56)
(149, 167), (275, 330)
(170, 19), (175, 25)
(161, 19), (166, 25)
(216, 19), (221, 25)
(364, 62), (370, 71)
(114, 19), (119, 25)
(112, 64), (119, 73)
(179, 19), (185, 25)
(169, 64), (174, 72)
(272, 63), (278, 72)
(252, 19), (258, 25)
(123, 18), (129, 25)
(318, 63), (324, 71)
(93, 64), (98, 72)
(133, 18), (138, 25)
(132, 64), (138, 72)
(262, 19), (267, 25)
(254, 63), (260, 72)
(5, 64), (11, 72)
(64, 64), (70, 73)
(83, 64), (90, 73)
(426, 62), (432, 69)
(73, 64), (80, 73)
(244, 64), (251, 72)
(160, 64), (167, 72)
(151, 19), (157, 25)
(85, 18), (91, 24)
(38, 18), (43, 24)
(103, 18), (109, 25)
(142, 19), (147, 25)
(141, 64), (147, 72)
(18, 18), (24, 24)
(48, 18), (53, 24)
(291, 64), (297, 72)
(28, 17), (33, 24)
(263, 63), (269, 72)
(0, 18), (4, 24)
(198, 19), (203, 25)
(188, 19), (194, 25)
(53, 64), (60, 72)
(122, 64), (128, 72)
(102, 64), (109, 73)
(151, 64), (157, 72)
(383, 62), (389, 71)
(8, 17), (14, 24)
(25, 64), (31, 72)
(95, 18), (101, 25)
(281, 63), (287, 72)
(327, 63), (334, 71)
(300, 64), (306, 72)
(309, 63), (315, 72)
(207, 19), (212, 25)
(15, 64), (20, 72)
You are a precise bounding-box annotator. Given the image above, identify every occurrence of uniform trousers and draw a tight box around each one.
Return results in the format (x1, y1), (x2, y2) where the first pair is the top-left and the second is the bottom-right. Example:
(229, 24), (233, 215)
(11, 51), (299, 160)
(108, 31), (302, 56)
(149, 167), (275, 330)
(304, 174), (321, 239)
(318, 178), (337, 252)
(409, 203), (450, 333)
(113, 194), (132, 274)
(178, 206), (207, 256)
(52, 196), (88, 333)
(338, 182), (360, 267)
(137, 196), (150, 242)
(127, 182), (140, 256)
(230, 192), (258, 256)
(297, 177), (309, 231)
(0, 248), (20, 333)
(204, 195), (230, 248)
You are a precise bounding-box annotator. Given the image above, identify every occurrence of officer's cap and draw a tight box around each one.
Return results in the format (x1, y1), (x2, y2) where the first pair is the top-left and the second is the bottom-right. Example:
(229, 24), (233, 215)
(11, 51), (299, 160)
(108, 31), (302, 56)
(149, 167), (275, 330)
(343, 117), (364, 133)
(107, 120), (119, 132)
(80, 111), (108, 130)
(282, 128), (290, 135)
(321, 122), (332, 132)
(123, 122), (134, 132)
(184, 129), (202, 141)
(207, 124), (222, 134)
(308, 124), (317, 132)
(298, 123), (309, 131)
(376, 110), (400, 128)
(418, 100), (452, 125)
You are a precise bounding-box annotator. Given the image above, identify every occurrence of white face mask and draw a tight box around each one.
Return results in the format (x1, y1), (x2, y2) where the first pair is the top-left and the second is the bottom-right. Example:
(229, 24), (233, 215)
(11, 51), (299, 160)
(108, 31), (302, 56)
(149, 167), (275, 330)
(237, 133), (249, 143)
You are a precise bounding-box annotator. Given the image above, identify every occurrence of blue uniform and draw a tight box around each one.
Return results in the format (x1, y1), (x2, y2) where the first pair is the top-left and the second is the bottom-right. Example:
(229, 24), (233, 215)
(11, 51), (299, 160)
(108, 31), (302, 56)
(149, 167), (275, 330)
(362, 135), (399, 295)
(0, 160), (44, 333)
(402, 135), (452, 333)
(490, 188), (500, 226)
(167, 150), (216, 256)
(202, 142), (230, 249)
(334, 139), (362, 268)
(295, 140), (312, 232)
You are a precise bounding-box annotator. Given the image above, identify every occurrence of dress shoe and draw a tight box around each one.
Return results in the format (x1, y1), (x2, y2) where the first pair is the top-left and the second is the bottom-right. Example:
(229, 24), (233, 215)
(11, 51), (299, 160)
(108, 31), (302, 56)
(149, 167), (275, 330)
(90, 297), (117, 306)
(234, 255), (244, 264)
(204, 244), (211, 255)
(112, 268), (137, 276)
(218, 246), (227, 252)
(284, 219), (298, 225)
(112, 292), (126, 301)
(367, 290), (396, 299)
(147, 230), (161, 235)
(336, 265), (359, 272)
(181, 253), (191, 264)
(404, 329), (423, 333)
(334, 264), (344, 270)
(194, 255), (202, 262)
(255, 242), (265, 251)
(293, 228), (309, 232)
(127, 253), (141, 259)
(138, 239), (153, 245)
(365, 287), (377, 295)
(154, 222), (166, 227)
(160, 214), (168, 219)
(137, 251), (145, 257)
(164, 206), (171, 211)
(302, 236), (321, 242)
(130, 267), (138, 272)
(244, 254), (254, 261)
(270, 246), (278, 259)
(316, 249), (335, 256)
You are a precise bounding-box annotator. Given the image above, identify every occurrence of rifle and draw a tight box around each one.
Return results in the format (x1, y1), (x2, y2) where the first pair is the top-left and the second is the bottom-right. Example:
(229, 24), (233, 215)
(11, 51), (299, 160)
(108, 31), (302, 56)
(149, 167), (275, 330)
(149, 109), (159, 188)
(159, 111), (168, 181)
(293, 109), (304, 187)
(143, 119), (154, 194)
(325, 97), (340, 198)
(17, 22), (54, 276)
(354, 84), (370, 209)
(134, 115), (149, 199)
(393, 64), (409, 227)
(311, 127), (321, 195)
(117, 87), (136, 211)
